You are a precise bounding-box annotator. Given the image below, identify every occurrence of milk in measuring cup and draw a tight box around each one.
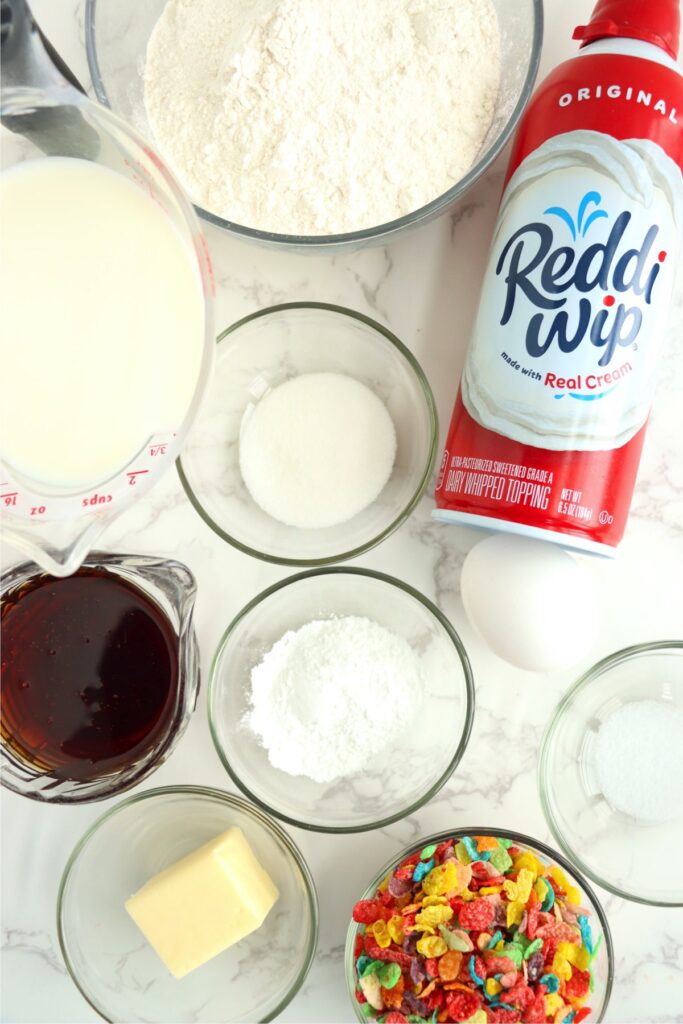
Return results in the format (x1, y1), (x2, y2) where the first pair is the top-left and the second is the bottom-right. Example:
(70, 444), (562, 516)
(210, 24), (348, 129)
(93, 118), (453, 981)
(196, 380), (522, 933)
(0, 157), (205, 489)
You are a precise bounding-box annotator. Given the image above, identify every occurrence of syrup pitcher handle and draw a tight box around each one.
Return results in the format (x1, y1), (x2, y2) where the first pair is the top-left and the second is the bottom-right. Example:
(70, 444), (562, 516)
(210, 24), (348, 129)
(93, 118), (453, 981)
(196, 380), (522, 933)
(140, 557), (198, 627)
(1, 0), (86, 93)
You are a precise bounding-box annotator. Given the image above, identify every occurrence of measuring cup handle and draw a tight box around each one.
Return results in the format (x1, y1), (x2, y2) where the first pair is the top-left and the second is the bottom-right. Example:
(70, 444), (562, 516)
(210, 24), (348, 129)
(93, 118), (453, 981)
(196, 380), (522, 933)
(1, 0), (86, 94)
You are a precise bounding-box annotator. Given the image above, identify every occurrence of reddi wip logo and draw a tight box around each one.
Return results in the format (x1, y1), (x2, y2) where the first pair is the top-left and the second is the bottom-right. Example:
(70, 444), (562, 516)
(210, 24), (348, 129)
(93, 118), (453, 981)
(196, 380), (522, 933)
(495, 190), (667, 367)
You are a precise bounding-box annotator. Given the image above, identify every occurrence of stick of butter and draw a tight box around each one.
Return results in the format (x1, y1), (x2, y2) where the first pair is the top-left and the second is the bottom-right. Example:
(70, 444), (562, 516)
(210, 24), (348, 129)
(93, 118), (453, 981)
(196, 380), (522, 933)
(125, 826), (279, 979)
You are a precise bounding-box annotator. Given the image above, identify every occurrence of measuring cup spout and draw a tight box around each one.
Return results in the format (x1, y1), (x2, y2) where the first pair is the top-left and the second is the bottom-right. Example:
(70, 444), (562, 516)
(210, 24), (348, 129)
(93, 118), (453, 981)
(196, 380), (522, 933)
(1, 515), (113, 578)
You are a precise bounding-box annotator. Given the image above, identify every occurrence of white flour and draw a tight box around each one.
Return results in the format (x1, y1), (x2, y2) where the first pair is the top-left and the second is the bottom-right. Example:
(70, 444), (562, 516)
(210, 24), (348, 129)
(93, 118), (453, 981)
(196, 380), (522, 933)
(245, 617), (424, 783)
(144, 0), (501, 234)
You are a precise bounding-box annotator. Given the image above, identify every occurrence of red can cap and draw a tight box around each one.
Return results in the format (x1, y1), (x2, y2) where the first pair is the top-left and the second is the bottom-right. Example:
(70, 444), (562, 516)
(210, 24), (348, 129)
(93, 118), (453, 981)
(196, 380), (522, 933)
(573, 0), (680, 60)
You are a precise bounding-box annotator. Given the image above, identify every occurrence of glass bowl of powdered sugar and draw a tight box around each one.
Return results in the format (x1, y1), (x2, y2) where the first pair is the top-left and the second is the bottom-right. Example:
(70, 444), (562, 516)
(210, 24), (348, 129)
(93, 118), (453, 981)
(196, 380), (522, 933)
(208, 567), (475, 833)
(177, 303), (437, 565)
(539, 641), (683, 907)
(85, 0), (542, 251)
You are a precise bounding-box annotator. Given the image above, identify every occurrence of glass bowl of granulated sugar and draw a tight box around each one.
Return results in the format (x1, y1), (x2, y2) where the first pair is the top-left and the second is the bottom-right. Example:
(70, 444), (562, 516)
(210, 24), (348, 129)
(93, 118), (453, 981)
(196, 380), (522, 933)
(539, 641), (683, 907)
(177, 303), (437, 565)
(86, 0), (542, 251)
(208, 567), (475, 833)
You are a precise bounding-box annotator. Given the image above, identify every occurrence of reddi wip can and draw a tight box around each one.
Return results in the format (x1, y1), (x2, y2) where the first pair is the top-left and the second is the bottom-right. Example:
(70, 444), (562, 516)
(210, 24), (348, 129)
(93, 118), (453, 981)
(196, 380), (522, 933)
(434, 0), (683, 556)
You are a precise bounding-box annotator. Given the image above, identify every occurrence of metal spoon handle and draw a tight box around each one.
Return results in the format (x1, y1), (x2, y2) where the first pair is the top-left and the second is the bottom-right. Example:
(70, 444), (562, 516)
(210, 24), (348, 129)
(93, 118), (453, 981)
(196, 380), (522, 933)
(1, 0), (86, 94)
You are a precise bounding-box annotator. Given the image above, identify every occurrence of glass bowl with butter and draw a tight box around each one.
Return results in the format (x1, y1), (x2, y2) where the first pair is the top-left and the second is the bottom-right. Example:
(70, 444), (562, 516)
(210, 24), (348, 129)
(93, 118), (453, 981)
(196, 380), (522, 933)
(57, 786), (318, 1022)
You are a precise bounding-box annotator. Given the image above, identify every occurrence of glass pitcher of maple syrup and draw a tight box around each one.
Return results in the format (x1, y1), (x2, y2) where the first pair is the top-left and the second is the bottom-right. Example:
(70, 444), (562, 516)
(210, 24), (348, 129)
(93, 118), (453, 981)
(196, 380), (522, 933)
(0, 553), (199, 803)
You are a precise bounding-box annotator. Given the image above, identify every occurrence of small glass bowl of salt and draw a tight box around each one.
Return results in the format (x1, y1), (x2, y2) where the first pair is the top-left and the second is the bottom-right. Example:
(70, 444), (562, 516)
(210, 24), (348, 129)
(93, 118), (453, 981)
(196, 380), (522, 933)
(208, 567), (475, 833)
(177, 303), (437, 565)
(539, 641), (683, 906)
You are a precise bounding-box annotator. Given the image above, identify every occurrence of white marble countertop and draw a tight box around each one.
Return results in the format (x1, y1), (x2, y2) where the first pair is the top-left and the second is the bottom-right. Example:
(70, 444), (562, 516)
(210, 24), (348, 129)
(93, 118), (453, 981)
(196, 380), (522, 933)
(2, 1), (683, 1022)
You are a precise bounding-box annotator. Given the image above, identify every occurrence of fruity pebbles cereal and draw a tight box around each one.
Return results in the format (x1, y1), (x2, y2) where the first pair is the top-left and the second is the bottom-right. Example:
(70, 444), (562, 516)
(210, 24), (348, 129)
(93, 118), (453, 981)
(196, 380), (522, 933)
(351, 834), (601, 1024)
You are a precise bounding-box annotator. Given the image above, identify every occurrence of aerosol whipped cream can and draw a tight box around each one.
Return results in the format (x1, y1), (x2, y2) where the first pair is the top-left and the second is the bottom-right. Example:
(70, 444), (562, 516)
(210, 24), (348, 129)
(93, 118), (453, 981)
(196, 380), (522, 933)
(434, 0), (683, 556)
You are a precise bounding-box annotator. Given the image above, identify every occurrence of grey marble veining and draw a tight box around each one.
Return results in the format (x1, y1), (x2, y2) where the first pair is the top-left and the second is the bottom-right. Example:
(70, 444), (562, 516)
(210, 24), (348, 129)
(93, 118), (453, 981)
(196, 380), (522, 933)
(2, 1), (683, 1021)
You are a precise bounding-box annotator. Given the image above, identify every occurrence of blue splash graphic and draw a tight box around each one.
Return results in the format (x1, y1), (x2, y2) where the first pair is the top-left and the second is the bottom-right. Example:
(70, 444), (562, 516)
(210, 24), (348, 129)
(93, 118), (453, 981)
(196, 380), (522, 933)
(554, 384), (619, 402)
(544, 191), (608, 240)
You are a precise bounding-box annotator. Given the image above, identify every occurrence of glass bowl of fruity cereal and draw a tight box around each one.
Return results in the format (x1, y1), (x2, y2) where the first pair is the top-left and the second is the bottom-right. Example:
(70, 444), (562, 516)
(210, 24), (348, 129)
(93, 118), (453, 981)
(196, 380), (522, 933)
(345, 829), (614, 1023)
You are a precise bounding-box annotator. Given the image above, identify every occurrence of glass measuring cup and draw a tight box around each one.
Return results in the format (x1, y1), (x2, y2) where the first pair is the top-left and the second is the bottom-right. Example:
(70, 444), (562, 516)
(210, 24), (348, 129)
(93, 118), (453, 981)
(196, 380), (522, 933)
(1, 553), (200, 803)
(0, 0), (214, 576)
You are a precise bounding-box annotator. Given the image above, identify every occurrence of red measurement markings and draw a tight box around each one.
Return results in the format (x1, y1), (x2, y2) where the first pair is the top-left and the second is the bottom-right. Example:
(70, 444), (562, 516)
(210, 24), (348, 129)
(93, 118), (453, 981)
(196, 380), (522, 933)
(30, 506), (46, 516)
(196, 235), (216, 297)
(123, 157), (158, 204)
(149, 444), (168, 457)
(1, 491), (18, 507)
(82, 493), (113, 507)
(127, 470), (150, 486)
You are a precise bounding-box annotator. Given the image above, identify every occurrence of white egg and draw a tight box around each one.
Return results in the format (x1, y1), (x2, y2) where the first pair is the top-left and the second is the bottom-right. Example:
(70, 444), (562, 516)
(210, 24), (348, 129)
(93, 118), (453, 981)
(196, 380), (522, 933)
(460, 534), (600, 672)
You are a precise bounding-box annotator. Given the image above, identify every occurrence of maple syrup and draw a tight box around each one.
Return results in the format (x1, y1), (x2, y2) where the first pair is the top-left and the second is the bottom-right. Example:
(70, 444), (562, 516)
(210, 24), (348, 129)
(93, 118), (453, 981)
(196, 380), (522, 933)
(1, 567), (179, 781)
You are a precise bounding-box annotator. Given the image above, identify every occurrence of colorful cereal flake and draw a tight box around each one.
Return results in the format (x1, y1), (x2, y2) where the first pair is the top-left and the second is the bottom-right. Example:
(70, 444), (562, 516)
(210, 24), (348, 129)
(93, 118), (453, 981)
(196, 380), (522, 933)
(352, 836), (598, 1022)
